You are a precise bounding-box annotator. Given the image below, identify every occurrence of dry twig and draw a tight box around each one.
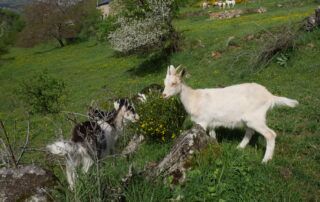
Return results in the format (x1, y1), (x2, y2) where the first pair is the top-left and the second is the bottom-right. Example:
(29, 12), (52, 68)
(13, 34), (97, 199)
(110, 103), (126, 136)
(0, 120), (17, 167)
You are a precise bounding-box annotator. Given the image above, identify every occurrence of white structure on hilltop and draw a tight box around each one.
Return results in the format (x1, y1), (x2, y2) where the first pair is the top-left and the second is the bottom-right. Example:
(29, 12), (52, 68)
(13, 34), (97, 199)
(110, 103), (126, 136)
(97, 0), (111, 19)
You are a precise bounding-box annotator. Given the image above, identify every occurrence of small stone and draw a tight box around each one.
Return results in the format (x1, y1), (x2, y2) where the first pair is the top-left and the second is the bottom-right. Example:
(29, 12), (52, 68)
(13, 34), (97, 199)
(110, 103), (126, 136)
(211, 51), (222, 59)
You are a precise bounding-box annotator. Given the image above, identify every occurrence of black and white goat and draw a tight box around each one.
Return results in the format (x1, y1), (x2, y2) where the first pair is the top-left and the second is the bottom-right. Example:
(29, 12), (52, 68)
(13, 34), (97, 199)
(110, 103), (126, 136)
(162, 65), (298, 163)
(47, 99), (139, 189)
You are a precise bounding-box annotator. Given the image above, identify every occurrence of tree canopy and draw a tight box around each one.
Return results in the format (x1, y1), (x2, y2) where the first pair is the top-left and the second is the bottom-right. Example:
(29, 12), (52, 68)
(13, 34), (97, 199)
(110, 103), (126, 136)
(19, 0), (99, 47)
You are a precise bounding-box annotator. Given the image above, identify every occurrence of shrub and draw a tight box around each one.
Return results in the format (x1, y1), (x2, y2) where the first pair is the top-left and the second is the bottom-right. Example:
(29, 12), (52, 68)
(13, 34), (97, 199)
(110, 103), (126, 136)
(109, 0), (179, 54)
(132, 92), (186, 143)
(95, 17), (117, 42)
(18, 71), (67, 114)
(0, 9), (24, 57)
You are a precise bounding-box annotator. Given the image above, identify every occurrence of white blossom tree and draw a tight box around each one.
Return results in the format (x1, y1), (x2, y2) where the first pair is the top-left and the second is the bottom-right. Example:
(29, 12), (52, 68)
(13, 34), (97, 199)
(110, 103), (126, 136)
(109, 0), (179, 54)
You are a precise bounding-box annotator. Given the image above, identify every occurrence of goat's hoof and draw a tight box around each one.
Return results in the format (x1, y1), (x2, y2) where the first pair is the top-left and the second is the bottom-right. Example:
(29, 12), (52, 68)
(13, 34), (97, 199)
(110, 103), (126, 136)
(261, 159), (271, 164)
(236, 145), (245, 149)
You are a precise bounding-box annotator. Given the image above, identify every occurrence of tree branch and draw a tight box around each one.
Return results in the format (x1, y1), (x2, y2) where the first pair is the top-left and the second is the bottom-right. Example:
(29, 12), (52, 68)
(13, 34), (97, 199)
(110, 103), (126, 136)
(16, 120), (30, 165)
(0, 120), (17, 168)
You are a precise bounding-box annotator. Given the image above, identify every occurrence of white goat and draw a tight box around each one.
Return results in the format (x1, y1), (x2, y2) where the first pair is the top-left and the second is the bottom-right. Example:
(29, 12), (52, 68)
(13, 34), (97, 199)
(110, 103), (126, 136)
(162, 65), (298, 163)
(202, 1), (209, 9)
(226, 0), (236, 8)
(215, 1), (226, 9)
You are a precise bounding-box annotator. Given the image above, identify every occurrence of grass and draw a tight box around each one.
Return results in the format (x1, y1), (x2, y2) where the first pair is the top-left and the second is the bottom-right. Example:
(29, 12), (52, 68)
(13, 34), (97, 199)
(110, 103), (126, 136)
(0, 0), (319, 201)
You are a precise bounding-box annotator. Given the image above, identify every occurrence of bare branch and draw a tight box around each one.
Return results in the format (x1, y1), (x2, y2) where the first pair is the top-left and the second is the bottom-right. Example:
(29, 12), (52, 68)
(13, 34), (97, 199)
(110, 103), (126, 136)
(17, 120), (31, 165)
(0, 120), (17, 168)
(0, 138), (10, 166)
(61, 111), (90, 119)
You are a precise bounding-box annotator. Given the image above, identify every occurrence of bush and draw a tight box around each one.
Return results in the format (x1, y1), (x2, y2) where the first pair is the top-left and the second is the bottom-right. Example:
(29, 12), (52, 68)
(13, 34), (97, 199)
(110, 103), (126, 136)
(132, 92), (186, 143)
(95, 17), (117, 42)
(109, 0), (179, 54)
(18, 71), (67, 114)
(0, 9), (24, 57)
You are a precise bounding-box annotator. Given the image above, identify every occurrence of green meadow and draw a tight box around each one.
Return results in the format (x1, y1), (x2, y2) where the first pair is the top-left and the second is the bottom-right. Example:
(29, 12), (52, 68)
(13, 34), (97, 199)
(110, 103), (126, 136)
(0, 0), (319, 201)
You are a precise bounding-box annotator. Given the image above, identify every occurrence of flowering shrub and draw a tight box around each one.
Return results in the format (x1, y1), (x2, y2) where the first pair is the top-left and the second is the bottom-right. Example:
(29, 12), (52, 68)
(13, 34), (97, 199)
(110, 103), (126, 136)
(132, 92), (186, 143)
(109, 0), (178, 54)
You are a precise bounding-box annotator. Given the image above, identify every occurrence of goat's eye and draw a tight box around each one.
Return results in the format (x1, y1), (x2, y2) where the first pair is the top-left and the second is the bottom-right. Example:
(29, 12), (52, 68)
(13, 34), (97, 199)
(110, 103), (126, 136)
(171, 83), (177, 86)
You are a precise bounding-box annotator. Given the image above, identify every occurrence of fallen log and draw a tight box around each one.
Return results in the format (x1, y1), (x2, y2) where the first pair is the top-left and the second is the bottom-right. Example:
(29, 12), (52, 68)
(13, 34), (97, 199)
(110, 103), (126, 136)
(111, 125), (215, 201)
(303, 7), (320, 32)
(150, 124), (214, 184)
(122, 134), (145, 156)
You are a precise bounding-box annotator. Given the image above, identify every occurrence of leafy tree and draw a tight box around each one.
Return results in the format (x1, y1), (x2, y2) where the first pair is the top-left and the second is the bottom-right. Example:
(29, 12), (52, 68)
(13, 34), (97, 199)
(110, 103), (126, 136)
(0, 8), (24, 55)
(109, 0), (180, 54)
(19, 0), (99, 47)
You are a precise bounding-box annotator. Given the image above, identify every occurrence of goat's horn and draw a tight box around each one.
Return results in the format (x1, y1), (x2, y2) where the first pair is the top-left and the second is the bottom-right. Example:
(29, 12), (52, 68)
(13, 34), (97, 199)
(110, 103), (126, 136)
(176, 65), (182, 71)
(89, 100), (95, 107)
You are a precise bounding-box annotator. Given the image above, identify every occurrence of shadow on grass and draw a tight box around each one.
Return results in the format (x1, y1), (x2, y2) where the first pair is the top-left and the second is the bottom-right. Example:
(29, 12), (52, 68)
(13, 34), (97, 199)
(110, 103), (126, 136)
(127, 51), (170, 77)
(33, 47), (60, 55)
(216, 128), (261, 148)
(0, 56), (15, 67)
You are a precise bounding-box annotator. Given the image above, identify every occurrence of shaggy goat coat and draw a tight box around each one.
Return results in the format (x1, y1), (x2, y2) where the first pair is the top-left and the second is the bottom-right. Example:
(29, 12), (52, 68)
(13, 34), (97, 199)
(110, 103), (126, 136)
(47, 99), (139, 189)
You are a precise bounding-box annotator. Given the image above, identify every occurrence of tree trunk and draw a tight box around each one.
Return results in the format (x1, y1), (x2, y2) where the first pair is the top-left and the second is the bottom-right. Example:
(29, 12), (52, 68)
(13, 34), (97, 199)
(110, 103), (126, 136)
(316, 7), (320, 27)
(57, 38), (64, 47)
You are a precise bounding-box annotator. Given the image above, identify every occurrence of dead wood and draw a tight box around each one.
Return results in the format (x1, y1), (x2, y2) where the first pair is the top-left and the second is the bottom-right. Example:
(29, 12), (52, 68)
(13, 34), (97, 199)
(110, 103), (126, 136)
(122, 134), (145, 156)
(302, 7), (320, 32)
(149, 124), (214, 184)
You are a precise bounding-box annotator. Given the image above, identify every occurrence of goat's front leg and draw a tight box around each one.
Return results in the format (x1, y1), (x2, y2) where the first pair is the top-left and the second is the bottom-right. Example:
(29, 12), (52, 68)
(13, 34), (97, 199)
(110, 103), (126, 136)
(237, 128), (254, 149)
(82, 154), (94, 173)
(66, 159), (78, 191)
(209, 129), (217, 139)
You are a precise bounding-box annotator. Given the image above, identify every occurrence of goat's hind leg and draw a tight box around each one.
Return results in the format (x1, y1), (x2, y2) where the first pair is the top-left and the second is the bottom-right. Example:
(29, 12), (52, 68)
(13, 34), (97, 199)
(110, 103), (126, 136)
(82, 153), (94, 173)
(237, 128), (254, 149)
(247, 122), (277, 163)
(66, 159), (78, 190)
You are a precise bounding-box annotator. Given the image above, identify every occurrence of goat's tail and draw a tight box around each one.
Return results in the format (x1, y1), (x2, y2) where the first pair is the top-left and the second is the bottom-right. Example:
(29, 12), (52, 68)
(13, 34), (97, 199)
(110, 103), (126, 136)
(46, 140), (76, 156)
(272, 96), (299, 108)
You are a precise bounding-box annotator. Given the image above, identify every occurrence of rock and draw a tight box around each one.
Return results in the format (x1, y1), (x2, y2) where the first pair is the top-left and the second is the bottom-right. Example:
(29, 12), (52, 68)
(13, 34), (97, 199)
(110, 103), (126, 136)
(211, 51), (222, 59)
(0, 165), (56, 201)
(256, 7), (267, 13)
(209, 7), (267, 20)
(245, 34), (255, 41)
(209, 9), (243, 20)
(307, 43), (315, 49)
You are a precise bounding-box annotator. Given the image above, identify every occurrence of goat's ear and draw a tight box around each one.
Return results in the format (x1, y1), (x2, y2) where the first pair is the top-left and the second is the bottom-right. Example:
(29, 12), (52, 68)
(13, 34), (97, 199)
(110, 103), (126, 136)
(169, 65), (176, 75)
(114, 101), (120, 110)
(179, 68), (187, 78)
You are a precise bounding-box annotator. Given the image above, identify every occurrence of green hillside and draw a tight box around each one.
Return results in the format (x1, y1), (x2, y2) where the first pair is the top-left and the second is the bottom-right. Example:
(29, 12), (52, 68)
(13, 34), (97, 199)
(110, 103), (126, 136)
(0, 0), (319, 201)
